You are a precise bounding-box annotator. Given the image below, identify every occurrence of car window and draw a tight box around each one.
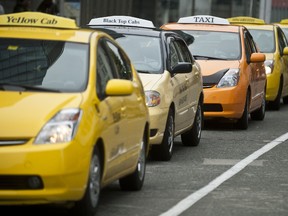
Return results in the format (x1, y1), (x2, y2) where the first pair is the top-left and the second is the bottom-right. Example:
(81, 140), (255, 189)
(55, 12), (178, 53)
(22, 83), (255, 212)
(115, 35), (163, 74)
(105, 41), (132, 80)
(0, 38), (88, 92)
(248, 29), (275, 53)
(182, 30), (241, 60)
(169, 40), (181, 68)
(277, 27), (288, 55)
(96, 39), (117, 100)
(244, 30), (258, 60)
(173, 39), (193, 63)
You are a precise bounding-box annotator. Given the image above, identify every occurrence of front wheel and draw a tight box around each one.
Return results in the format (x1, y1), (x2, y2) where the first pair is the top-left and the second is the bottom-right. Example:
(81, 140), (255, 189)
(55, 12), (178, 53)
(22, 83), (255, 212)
(71, 147), (101, 216)
(150, 109), (174, 161)
(119, 132), (147, 191)
(235, 92), (249, 130)
(181, 103), (203, 146)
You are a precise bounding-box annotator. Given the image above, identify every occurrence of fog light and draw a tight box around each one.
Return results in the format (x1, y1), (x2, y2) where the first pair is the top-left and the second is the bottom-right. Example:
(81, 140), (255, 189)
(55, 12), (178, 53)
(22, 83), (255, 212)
(28, 176), (43, 189)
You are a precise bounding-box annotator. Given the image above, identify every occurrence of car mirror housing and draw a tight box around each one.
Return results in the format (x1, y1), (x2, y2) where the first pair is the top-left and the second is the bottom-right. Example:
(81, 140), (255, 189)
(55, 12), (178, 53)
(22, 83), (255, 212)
(283, 47), (288, 55)
(171, 62), (192, 74)
(250, 53), (266, 63)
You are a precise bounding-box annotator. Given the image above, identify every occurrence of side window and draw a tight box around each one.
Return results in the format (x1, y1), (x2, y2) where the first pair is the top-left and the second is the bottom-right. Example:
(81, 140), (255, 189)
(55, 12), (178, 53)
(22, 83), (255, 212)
(173, 39), (193, 63)
(169, 41), (179, 68)
(277, 27), (287, 55)
(244, 30), (257, 61)
(96, 40), (116, 100)
(106, 41), (133, 80)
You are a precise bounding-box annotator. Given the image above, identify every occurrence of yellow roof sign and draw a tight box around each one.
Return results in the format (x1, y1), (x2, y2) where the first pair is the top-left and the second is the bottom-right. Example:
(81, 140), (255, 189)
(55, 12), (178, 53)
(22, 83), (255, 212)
(280, 19), (288, 24)
(0, 12), (78, 29)
(228, 16), (265, 25)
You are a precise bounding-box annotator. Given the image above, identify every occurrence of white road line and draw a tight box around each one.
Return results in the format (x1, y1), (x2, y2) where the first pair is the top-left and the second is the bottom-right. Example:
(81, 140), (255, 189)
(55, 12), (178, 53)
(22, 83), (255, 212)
(159, 132), (288, 216)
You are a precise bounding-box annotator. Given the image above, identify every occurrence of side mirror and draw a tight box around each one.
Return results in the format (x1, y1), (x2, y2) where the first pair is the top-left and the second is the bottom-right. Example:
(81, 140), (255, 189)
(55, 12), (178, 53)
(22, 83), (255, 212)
(250, 53), (266, 63)
(105, 79), (133, 96)
(283, 47), (288, 55)
(171, 62), (192, 74)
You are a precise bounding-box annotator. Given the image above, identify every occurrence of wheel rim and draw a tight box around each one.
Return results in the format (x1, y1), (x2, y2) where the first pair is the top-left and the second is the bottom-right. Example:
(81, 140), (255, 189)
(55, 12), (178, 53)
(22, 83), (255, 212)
(137, 139), (146, 181)
(195, 105), (202, 139)
(89, 154), (101, 207)
(167, 115), (174, 154)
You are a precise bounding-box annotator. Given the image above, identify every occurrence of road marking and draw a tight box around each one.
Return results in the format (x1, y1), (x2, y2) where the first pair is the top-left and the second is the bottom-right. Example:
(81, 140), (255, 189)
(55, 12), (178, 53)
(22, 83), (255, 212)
(203, 159), (264, 166)
(159, 132), (288, 216)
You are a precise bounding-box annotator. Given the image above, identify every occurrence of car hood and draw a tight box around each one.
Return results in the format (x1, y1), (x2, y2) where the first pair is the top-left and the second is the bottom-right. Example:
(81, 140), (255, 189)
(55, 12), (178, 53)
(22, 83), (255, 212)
(138, 73), (164, 90)
(196, 60), (240, 76)
(0, 92), (82, 138)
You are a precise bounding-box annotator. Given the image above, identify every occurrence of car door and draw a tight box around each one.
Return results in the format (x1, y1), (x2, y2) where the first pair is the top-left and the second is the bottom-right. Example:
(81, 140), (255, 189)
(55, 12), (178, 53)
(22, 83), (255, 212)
(96, 38), (126, 181)
(167, 36), (193, 131)
(244, 29), (264, 110)
(104, 40), (144, 164)
(276, 26), (288, 97)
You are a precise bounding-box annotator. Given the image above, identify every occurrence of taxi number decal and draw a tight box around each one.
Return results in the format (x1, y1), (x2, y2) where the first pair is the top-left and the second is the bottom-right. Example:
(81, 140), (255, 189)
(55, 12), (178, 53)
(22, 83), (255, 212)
(112, 111), (121, 123)
(179, 95), (187, 106)
(6, 16), (58, 25)
(179, 84), (188, 94)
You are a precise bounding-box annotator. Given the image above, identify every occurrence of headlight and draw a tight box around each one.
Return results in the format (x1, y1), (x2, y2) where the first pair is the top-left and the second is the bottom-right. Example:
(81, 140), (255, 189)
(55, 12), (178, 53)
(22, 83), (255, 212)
(34, 108), (82, 144)
(217, 68), (240, 88)
(264, 60), (274, 75)
(145, 90), (161, 107)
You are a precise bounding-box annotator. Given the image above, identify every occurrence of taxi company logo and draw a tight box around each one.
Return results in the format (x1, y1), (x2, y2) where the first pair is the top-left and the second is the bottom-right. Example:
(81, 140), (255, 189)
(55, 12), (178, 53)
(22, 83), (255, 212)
(6, 16), (58, 25)
(194, 16), (214, 23)
(103, 18), (140, 25)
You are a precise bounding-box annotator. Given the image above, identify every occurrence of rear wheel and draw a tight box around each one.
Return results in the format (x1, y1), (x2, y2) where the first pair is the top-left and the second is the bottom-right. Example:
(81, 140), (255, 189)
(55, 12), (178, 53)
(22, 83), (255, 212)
(119, 132), (147, 191)
(71, 147), (101, 216)
(150, 109), (174, 161)
(181, 103), (203, 146)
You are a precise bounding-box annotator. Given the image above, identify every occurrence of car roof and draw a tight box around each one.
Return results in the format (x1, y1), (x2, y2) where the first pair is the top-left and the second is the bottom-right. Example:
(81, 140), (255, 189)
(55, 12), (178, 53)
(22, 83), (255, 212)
(0, 12), (109, 43)
(228, 16), (274, 30)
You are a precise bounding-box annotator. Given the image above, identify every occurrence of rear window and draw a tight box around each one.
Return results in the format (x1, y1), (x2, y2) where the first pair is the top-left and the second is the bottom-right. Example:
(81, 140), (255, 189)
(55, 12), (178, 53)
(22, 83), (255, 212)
(0, 39), (89, 92)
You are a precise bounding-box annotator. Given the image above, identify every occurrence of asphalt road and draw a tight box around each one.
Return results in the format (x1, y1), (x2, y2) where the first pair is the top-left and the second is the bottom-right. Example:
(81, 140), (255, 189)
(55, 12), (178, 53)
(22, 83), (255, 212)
(1, 102), (288, 216)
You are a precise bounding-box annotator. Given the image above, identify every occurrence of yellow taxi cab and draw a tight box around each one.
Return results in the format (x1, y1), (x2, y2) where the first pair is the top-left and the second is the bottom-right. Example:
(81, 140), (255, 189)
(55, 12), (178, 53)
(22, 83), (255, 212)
(0, 12), (150, 215)
(228, 16), (288, 110)
(161, 15), (267, 129)
(88, 16), (204, 161)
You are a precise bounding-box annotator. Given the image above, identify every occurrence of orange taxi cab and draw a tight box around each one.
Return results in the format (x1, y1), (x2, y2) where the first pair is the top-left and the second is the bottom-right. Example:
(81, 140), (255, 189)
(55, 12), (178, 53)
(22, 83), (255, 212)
(228, 16), (288, 110)
(0, 12), (150, 215)
(162, 15), (267, 129)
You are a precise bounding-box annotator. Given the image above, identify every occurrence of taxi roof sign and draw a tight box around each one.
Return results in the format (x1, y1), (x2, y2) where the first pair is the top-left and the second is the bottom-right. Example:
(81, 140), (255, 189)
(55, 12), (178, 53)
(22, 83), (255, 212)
(280, 19), (288, 24)
(88, 15), (156, 29)
(228, 16), (266, 25)
(0, 12), (78, 29)
(177, 15), (229, 25)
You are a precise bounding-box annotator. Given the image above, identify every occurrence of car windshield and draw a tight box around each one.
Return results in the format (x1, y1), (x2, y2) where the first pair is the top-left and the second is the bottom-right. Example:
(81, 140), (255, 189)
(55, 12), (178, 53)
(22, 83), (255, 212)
(0, 38), (89, 92)
(181, 30), (241, 60)
(115, 35), (163, 74)
(248, 29), (275, 53)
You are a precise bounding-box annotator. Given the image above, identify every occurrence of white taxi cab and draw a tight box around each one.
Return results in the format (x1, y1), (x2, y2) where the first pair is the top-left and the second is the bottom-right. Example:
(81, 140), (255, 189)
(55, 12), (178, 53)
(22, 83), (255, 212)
(162, 15), (267, 129)
(0, 12), (150, 215)
(88, 16), (204, 161)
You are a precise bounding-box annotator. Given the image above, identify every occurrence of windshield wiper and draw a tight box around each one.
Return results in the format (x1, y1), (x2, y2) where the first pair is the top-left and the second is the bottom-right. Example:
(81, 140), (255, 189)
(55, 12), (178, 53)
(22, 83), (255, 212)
(136, 70), (152, 74)
(0, 83), (60, 92)
(193, 55), (227, 60)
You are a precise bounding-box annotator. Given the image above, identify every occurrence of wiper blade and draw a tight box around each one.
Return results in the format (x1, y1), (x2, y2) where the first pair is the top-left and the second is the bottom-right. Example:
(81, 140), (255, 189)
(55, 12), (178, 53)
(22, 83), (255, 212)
(193, 55), (227, 60)
(0, 83), (60, 92)
(137, 70), (151, 74)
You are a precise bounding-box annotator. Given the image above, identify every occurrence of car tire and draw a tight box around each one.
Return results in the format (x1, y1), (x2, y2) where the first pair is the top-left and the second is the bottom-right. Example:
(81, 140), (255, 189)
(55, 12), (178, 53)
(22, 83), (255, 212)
(119, 132), (147, 191)
(235, 92), (249, 130)
(282, 95), (288, 104)
(250, 90), (266, 121)
(150, 109), (174, 161)
(181, 102), (203, 146)
(71, 147), (101, 216)
(268, 77), (282, 110)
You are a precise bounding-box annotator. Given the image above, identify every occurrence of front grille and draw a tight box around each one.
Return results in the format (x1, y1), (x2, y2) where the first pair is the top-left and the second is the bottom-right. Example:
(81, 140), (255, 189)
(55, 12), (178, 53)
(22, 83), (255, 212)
(203, 104), (223, 112)
(0, 175), (44, 190)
